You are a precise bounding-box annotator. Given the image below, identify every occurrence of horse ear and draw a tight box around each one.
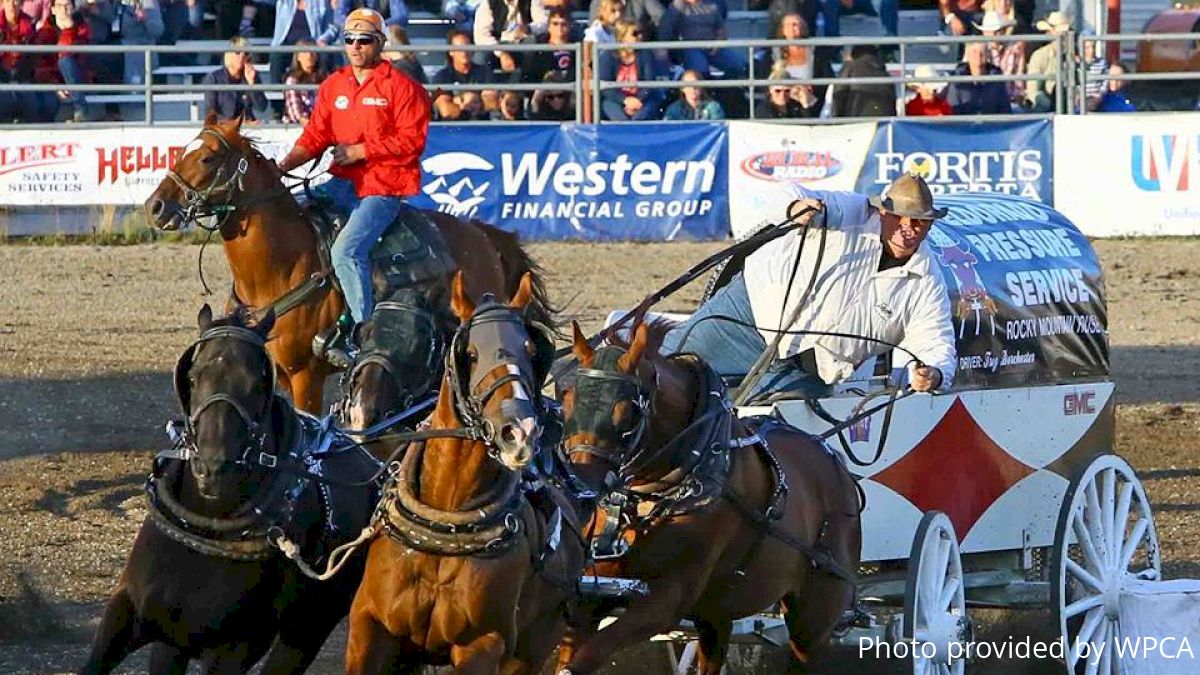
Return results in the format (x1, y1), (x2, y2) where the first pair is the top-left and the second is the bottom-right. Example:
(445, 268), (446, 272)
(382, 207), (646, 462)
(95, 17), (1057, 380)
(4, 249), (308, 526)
(508, 271), (534, 311)
(450, 270), (475, 322)
(617, 322), (650, 374)
(572, 321), (594, 368)
(204, 110), (219, 127)
(257, 308), (276, 337)
(231, 113), (244, 135)
(197, 303), (213, 331)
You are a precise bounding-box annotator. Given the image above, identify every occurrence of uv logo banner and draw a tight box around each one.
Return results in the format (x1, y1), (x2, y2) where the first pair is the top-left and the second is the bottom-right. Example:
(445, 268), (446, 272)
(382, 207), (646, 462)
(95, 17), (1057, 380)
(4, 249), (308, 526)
(413, 123), (729, 240)
(858, 120), (1053, 204)
(930, 193), (1107, 387)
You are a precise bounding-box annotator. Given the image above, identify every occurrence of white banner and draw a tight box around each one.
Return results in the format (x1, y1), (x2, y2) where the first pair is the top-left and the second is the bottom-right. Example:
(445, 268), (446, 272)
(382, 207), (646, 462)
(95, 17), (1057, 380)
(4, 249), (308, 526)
(1054, 114), (1200, 236)
(726, 121), (877, 237)
(0, 126), (305, 206)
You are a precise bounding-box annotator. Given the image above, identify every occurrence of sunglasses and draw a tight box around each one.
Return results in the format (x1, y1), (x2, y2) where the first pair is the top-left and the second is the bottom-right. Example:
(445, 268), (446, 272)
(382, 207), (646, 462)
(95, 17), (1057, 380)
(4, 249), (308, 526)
(343, 35), (376, 46)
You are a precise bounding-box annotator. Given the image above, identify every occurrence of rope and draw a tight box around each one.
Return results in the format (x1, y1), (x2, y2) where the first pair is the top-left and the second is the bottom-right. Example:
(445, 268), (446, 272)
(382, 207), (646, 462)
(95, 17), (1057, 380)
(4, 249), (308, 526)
(270, 522), (379, 581)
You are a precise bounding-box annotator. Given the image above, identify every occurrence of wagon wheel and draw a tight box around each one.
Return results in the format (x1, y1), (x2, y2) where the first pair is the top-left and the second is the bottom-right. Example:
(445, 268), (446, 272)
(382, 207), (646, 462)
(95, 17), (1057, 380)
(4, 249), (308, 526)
(1052, 454), (1160, 675)
(903, 511), (969, 675)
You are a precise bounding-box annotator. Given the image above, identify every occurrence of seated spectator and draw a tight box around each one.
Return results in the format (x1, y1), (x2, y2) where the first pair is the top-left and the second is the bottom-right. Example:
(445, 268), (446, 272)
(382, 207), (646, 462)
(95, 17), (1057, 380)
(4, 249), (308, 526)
(946, 41), (1008, 114)
(158, 0), (201, 68)
(473, 0), (548, 63)
(384, 24), (427, 83)
(444, 0), (482, 34)
(657, 0), (746, 80)
(823, 0), (897, 40)
(599, 19), (664, 120)
(663, 68), (724, 119)
(766, 0), (817, 41)
(432, 29), (496, 118)
(1078, 30), (1107, 111)
(976, 10), (1023, 108)
(982, 0), (1027, 34)
(1024, 10), (1068, 112)
(543, 0), (584, 42)
(440, 89), (491, 120)
(831, 43), (893, 117)
(119, 0), (163, 86)
(760, 13), (833, 106)
(270, 0), (337, 90)
(756, 61), (819, 118)
(283, 40), (325, 125)
(78, 0), (116, 86)
(1095, 62), (1136, 113)
(1, 0), (57, 122)
(34, 0), (90, 122)
(940, 0), (981, 37)
(904, 64), (950, 116)
(202, 36), (270, 122)
(21, 0), (49, 26)
(591, 0), (662, 38)
(491, 89), (527, 119)
(523, 8), (574, 82)
(530, 69), (574, 119)
(584, 0), (620, 43)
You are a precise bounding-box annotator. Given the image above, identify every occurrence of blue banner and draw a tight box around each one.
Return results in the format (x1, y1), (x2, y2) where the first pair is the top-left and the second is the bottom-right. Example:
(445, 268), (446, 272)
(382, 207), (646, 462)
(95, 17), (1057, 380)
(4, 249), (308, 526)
(412, 123), (729, 240)
(856, 120), (1054, 205)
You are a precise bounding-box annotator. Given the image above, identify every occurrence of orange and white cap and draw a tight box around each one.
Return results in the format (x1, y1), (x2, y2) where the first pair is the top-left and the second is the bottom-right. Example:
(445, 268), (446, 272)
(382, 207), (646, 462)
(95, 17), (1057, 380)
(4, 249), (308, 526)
(344, 8), (386, 38)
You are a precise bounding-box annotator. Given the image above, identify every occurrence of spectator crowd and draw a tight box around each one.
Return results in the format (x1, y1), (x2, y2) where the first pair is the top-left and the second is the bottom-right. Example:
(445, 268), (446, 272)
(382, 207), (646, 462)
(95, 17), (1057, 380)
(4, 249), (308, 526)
(0, 0), (1159, 124)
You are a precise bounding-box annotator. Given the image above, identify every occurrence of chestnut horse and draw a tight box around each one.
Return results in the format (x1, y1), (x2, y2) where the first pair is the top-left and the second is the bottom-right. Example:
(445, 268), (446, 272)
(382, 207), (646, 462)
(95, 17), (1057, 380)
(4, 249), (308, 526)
(345, 272), (586, 674)
(82, 306), (375, 674)
(144, 113), (542, 414)
(557, 316), (862, 674)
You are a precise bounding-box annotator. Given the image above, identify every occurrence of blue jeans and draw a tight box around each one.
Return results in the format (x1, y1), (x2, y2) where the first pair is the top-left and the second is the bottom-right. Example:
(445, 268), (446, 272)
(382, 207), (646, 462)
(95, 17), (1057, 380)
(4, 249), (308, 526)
(677, 47), (749, 80)
(58, 56), (87, 113)
(316, 177), (406, 324)
(823, 0), (898, 37)
(662, 274), (828, 401)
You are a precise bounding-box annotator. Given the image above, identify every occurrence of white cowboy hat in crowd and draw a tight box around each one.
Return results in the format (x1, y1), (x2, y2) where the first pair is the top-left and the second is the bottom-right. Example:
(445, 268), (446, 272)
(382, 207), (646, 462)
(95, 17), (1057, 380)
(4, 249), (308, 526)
(974, 10), (1016, 33)
(907, 65), (946, 91)
(1036, 11), (1072, 33)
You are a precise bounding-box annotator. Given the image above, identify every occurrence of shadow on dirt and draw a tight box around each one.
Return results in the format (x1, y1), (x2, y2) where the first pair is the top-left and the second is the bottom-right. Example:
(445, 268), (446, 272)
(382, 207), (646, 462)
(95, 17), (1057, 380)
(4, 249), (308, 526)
(0, 572), (75, 645)
(1110, 346), (1200, 405)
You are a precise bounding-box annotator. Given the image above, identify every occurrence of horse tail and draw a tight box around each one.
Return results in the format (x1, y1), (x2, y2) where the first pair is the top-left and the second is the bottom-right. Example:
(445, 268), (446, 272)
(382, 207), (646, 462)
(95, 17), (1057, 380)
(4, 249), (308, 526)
(471, 219), (560, 335)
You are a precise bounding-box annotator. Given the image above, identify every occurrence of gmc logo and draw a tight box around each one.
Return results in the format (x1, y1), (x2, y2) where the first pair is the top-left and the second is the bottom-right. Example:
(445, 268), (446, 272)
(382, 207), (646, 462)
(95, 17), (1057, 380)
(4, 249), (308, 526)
(1064, 392), (1096, 416)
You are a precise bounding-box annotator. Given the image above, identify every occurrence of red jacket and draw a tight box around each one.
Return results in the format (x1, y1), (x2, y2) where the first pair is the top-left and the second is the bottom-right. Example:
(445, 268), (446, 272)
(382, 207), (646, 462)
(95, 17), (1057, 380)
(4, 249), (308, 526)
(296, 61), (431, 198)
(0, 11), (35, 76)
(905, 95), (952, 117)
(34, 15), (89, 84)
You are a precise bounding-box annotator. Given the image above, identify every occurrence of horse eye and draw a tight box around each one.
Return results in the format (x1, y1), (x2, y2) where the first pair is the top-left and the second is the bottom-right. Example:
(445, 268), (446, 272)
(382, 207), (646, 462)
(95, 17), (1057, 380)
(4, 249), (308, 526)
(201, 155), (215, 165)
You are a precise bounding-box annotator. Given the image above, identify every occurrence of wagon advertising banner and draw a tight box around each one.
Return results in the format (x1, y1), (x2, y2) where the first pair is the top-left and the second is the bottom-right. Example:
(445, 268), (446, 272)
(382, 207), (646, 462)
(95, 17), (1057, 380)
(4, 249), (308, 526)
(857, 119), (1055, 206)
(726, 121), (877, 238)
(1054, 114), (1200, 236)
(930, 193), (1108, 388)
(410, 123), (729, 240)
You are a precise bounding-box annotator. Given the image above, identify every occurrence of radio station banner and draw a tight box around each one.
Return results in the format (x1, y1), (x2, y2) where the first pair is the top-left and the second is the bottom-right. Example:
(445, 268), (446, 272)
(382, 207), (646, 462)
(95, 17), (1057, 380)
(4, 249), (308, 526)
(931, 193), (1108, 387)
(1054, 114), (1200, 236)
(726, 121), (876, 237)
(857, 119), (1054, 205)
(411, 123), (729, 240)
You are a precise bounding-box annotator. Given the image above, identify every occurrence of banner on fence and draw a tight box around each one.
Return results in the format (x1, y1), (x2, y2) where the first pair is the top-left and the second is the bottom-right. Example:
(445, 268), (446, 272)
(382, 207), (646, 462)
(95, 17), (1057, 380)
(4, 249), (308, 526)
(411, 123), (729, 240)
(932, 193), (1107, 387)
(857, 120), (1054, 205)
(726, 121), (876, 237)
(1054, 114), (1200, 236)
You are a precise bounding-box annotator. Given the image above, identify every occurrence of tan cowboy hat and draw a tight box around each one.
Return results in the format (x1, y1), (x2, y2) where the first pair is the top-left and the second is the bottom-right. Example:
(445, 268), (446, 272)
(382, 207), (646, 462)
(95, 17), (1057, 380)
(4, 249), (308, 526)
(1036, 11), (1071, 33)
(974, 10), (1015, 33)
(868, 173), (949, 219)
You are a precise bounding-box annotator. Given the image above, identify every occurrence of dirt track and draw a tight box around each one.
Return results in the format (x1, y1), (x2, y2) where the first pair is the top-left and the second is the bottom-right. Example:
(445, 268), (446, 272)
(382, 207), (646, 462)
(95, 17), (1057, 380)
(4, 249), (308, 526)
(0, 240), (1197, 674)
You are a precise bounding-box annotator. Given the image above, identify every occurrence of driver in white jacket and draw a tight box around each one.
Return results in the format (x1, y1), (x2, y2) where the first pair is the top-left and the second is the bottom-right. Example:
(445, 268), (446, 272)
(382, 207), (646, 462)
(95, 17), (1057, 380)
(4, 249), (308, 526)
(663, 173), (956, 402)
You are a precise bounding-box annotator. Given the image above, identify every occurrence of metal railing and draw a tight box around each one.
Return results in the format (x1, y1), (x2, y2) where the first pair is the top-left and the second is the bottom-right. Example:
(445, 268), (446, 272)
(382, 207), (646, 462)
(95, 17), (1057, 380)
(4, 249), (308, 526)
(0, 28), (1197, 127)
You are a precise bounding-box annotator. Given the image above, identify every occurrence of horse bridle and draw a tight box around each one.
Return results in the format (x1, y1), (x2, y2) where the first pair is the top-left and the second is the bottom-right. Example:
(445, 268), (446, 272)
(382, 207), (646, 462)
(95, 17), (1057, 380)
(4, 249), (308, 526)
(173, 325), (279, 470)
(166, 128), (250, 230)
(564, 346), (653, 474)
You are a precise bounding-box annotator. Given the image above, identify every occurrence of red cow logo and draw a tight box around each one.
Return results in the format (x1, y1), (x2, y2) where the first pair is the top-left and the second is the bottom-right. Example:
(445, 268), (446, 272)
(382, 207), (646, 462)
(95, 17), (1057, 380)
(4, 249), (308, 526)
(929, 228), (998, 339)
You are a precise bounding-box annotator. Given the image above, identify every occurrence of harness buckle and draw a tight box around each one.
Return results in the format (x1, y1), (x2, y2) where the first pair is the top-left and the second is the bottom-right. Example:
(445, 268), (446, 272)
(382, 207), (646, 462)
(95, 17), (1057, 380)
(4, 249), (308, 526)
(258, 452), (278, 468)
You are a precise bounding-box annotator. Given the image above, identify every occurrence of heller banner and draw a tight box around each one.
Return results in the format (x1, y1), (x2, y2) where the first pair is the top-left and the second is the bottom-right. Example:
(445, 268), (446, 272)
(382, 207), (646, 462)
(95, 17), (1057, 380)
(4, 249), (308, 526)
(930, 193), (1107, 388)
(1054, 114), (1200, 236)
(858, 120), (1054, 205)
(411, 123), (729, 240)
(726, 121), (876, 238)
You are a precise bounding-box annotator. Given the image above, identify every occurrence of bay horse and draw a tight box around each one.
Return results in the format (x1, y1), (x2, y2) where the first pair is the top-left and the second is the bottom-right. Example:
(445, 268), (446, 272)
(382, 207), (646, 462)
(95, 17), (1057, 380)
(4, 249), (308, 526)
(82, 305), (376, 674)
(345, 271), (586, 674)
(144, 113), (543, 415)
(557, 315), (863, 674)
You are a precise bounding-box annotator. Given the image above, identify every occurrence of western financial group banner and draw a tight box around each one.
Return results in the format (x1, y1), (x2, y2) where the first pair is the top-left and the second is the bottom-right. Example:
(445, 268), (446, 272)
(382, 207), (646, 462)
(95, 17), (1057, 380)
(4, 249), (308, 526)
(856, 120), (1054, 205)
(411, 123), (729, 240)
(930, 193), (1108, 388)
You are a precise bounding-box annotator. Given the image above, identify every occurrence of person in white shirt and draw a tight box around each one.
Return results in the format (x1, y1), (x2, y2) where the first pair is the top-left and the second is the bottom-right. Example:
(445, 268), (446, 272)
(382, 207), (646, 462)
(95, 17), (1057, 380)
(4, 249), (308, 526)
(663, 173), (956, 401)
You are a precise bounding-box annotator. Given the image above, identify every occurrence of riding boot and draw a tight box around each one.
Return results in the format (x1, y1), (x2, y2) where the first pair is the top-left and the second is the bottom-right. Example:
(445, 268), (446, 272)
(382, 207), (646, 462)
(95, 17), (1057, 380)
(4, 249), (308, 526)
(315, 312), (357, 370)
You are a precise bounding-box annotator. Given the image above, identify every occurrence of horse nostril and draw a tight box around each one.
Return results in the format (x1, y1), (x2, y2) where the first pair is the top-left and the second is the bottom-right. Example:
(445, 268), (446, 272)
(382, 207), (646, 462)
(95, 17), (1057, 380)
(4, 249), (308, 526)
(500, 423), (525, 446)
(149, 198), (164, 217)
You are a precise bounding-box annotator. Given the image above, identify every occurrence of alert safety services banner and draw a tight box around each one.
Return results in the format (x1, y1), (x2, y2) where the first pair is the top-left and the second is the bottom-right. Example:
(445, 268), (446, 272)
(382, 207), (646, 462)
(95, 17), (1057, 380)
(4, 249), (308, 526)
(726, 121), (876, 238)
(1054, 114), (1200, 236)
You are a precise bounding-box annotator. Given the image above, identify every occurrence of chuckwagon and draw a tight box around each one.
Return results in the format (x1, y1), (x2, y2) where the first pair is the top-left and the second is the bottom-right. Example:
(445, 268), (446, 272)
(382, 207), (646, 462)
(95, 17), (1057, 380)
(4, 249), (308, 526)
(600, 193), (1158, 675)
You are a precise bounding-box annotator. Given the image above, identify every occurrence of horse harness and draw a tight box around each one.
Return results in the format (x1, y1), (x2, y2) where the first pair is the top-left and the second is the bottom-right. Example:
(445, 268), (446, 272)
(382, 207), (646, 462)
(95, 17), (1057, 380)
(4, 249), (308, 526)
(569, 351), (856, 585)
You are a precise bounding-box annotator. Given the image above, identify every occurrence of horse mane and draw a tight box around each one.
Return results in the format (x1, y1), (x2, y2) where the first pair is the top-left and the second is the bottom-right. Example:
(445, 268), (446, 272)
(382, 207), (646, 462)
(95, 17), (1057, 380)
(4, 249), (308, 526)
(470, 219), (560, 335)
(605, 317), (677, 363)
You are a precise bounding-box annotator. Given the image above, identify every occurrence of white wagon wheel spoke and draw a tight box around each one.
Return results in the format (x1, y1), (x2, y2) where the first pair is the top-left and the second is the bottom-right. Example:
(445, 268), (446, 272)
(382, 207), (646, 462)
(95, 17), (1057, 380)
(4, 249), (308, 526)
(1064, 594), (1104, 620)
(1084, 481), (1106, 565)
(1100, 468), (1117, 568)
(938, 576), (961, 613)
(1117, 518), (1150, 574)
(1071, 607), (1104, 667)
(1066, 558), (1105, 595)
(1083, 620), (1107, 675)
(1072, 512), (1106, 578)
(905, 512), (966, 675)
(1111, 482), (1134, 572)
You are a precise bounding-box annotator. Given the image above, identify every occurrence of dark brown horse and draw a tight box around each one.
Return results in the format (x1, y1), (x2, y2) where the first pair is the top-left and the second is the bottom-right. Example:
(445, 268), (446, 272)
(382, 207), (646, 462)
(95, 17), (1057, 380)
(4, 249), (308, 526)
(82, 305), (375, 674)
(557, 316), (862, 674)
(144, 113), (543, 415)
(345, 271), (585, 674)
